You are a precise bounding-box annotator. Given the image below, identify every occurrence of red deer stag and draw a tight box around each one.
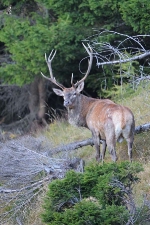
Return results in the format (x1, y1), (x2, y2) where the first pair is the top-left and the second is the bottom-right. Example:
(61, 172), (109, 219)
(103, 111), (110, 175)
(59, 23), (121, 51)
(41, 44), (135, 162)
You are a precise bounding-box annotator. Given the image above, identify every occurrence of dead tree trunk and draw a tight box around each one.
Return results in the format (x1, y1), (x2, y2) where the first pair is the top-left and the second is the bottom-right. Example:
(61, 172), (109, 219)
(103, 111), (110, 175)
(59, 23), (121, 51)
(49, 123), (150, 154)
(134, 123), (150, 134)
(0, 77), (48, 135)
(29, 77), (47, 130)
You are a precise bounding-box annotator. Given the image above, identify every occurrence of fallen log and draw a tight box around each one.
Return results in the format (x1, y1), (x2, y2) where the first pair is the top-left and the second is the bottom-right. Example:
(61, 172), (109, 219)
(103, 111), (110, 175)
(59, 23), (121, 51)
(134, 123), (150, 134)
(50, 123), (150, 154)
(49, 138), (95, 155)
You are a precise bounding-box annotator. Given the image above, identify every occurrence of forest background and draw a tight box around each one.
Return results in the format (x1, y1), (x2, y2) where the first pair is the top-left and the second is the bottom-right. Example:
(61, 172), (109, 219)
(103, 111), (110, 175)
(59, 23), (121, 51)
(0, 0), (150, 128)
(1, 1), (150, 225)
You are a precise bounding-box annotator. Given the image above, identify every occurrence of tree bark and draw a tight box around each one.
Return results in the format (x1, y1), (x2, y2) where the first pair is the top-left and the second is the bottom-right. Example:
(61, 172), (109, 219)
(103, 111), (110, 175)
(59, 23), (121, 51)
(29, 77), (47, 123)
(0, 77), (48, 135)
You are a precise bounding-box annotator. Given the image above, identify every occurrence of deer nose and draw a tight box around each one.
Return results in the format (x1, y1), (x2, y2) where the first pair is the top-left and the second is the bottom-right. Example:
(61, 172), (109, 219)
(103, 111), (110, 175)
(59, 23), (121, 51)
(64, 100), (70, 107)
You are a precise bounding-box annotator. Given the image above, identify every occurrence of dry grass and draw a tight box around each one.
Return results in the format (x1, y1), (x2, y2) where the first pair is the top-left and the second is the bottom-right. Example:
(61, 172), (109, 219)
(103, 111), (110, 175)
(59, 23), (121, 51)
(21, 82), (150, 224)
(3, 196), (46, 225)
(45, 119), (91, 147)
(23, 190), (47, 225)
(116, 82), (150, 126)
(44, 82), (150, 163)
(133, 162), (150, 206)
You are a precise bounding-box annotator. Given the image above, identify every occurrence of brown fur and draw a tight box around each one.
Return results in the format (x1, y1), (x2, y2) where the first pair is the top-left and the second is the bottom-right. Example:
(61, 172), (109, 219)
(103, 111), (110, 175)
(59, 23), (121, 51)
(41, 45), (135, 162)
(53, 84), (135, 162)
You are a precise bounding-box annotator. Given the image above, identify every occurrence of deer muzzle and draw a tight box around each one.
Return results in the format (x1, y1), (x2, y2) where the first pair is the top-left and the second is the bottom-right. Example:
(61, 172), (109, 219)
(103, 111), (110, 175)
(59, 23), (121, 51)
(64, 100), (70, 108)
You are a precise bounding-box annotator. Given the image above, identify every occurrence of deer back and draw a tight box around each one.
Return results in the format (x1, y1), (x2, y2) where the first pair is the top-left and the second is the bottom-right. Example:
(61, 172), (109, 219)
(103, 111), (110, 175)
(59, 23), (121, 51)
(85, 99), (135, 141)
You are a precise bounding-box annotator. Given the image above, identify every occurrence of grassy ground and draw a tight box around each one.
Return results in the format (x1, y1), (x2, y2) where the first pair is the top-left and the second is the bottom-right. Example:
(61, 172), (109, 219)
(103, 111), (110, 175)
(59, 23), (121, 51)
(44, 82), (150, 205)
(9, 81), (150, 225)
(45, 81), (150, 163)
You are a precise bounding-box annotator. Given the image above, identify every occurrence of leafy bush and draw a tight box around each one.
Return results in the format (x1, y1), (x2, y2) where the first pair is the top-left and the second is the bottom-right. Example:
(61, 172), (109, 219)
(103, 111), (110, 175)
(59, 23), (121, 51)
(42, 161), (143, 224)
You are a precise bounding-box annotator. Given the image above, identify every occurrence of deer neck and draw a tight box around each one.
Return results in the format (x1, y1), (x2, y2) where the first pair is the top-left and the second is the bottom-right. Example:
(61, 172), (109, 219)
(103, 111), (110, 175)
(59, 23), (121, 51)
(67, 94), (95, 127)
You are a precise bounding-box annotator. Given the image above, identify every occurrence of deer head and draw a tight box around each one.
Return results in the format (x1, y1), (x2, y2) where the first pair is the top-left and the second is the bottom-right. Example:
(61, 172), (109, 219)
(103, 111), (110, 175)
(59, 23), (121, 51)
(41, 43), (93, 109)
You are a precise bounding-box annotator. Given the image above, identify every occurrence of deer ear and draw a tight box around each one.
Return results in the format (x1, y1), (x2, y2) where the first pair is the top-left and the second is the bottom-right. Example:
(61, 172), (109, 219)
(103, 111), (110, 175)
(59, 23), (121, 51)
(76, 82), (84, 93)
(53, 88), (64, 96)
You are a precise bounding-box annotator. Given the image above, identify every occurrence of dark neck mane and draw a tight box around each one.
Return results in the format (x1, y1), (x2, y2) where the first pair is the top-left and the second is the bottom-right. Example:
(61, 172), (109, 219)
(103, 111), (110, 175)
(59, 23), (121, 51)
(67, 94), (97, 127)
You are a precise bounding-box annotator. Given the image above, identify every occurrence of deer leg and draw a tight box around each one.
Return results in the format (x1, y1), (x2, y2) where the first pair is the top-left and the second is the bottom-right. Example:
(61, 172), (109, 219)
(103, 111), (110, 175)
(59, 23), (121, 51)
(107, 145), (117, 162)
(100, 140), (107, 163)
(92, 132), (101, 161)
(106, 135), (118, 162)
(126, 137), (134, 162)
(105, 123), (117, 162)
(105, 122), (118, 162)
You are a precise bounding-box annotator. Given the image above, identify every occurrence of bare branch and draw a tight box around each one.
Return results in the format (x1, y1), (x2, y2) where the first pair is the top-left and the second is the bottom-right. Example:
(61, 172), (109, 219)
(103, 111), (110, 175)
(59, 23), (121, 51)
(110, 178), (136, 214)
(0, 134), (84, 224)
(84, 31), (150, 68)
(134, 75), (150, 86)
(96, 51), (150, 67)
(16, 217), (23, 225)
(74, 43), (93, 87)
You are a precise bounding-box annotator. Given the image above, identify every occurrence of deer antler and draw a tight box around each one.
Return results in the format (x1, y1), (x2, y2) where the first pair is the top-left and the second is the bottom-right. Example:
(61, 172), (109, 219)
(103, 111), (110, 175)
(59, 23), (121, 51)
(41, 50), (65, 90)
(72, 43), (93, 88)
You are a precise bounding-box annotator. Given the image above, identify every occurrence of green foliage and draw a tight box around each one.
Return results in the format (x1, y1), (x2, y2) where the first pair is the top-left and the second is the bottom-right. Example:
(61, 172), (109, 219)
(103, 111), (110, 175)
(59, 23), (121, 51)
(86, 58), (139, 98)
(120, 0), (150, 33)
(1, 0), (150, 97)
(0, 15), (50, 84)
(42, 161), (143, 224)
(0, 0), (18, 6)
(82, 162), (142, 204)
(0, 13), (86, 85)
(43, 200), (127, 225)
(0, 1), (91, 85)
(47, 170), (83, 211)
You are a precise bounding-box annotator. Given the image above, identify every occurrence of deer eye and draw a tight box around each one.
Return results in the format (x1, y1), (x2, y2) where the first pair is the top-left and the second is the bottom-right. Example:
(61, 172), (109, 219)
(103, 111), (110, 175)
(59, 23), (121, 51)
(73, 93), (76, 97)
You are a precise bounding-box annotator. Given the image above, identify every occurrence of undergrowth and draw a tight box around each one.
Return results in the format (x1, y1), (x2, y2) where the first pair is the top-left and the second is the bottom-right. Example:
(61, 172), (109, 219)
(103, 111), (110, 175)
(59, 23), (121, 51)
(43, 81), (150, 210)
(44, 81), (150, 163)
(25, 81), (150, 224)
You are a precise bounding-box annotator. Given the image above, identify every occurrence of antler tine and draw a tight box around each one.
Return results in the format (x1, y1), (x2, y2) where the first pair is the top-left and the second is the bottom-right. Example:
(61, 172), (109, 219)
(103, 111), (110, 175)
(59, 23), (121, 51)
(45, 50), (56, 79)
(47, 49), (57, 64)
(71, 73), (76, 88)
(41, 50), (65, 90)
(74, 43), (93, 88)
(41, 72), (65, 90)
